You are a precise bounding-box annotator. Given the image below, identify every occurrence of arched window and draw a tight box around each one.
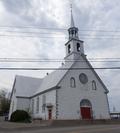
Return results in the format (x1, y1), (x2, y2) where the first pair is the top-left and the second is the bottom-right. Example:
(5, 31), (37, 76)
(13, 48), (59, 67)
(68, 44), (71, 53)
(42, 94), (46, 112)
(36, 97), (39, 113)
(80, 99), (92, 107)
(77, 43), (80, 52)
(92, 80), (97, 90)
(71, 30), (74, 36)
(70, 77), (76, 88)
(31, 99), (34, 114)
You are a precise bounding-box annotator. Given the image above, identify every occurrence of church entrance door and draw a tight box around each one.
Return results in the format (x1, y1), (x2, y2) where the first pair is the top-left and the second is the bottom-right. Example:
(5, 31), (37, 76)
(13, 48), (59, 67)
(48, 109), (52, 120)
(80, 107), (91, 119)
(80, 99), (92, 120)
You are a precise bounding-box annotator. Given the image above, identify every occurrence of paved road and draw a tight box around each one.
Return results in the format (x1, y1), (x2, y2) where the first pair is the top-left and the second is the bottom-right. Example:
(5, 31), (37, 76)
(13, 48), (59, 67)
(1, 124), (120, 133)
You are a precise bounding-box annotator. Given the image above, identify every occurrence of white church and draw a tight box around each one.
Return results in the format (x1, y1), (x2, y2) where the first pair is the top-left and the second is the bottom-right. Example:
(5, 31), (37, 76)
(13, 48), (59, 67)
(9, 12), (110, 120)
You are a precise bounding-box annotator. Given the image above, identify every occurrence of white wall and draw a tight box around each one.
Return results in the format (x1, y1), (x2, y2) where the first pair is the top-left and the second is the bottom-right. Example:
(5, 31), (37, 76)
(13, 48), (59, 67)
(57, 59), (110, 120)
(9, 97), (30, 120)
(31, 90), (56, 120)
(8, 90), (17, 120)
(17, 98), (30, 112)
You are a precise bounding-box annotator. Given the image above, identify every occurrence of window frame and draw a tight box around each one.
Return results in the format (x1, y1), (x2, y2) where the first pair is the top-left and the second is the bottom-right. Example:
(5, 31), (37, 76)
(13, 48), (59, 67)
(68, 44), (71, 53)
(36, 96), (39, 113)
(70, 77), (76, 88)
(79, 73), (88, 84)
(92, 80), (97, 90)
(77, 43), (80, 52)
(42, 95), (46, 113)
(31, 99), (34, 114)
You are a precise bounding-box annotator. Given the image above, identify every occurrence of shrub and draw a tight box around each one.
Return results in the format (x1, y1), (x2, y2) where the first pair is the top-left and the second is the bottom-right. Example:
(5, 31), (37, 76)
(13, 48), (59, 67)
(10, 110), (31, 122)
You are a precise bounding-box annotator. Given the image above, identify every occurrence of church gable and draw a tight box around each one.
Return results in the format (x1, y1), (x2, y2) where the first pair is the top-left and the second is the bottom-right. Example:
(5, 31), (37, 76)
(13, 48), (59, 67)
(57, 54), (108, 94)
(56, 55), (110, 120)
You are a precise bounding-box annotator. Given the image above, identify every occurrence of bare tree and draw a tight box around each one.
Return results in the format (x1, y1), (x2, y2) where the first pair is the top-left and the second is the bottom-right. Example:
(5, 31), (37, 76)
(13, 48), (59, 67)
(0, 89), (10, 116)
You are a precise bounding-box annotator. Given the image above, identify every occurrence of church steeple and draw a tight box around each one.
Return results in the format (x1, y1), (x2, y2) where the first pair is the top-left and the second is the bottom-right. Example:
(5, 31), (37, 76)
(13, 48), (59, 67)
(70, 7), (75, 27)
(64, 6), (84, 61)
(68, 5), (79, 40)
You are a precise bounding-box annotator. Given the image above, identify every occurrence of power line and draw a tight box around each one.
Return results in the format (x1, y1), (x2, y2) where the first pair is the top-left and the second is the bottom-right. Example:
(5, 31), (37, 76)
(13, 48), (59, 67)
(1, 29), (120, 36)
(1, 34), (120, 39)
(1, 31), (120, 38)
(0, 60), (120, 63)
(0, 25), (120, 32)
(0, 25), (67, 31)
(0, 67), (120, 70)
(0, 34), (66, 38)
(0, 30), (65, 35)
(0, 57), (120, 62)
(1, 25), (120, 33)
(1, 30), (120, 37)
(0, 57), (119, 60)
(80, 29), (120, 33)
(0, 27), (120, 39)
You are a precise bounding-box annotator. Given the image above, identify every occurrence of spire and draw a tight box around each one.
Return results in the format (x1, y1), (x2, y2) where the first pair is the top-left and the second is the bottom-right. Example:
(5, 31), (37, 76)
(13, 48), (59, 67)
(64, 4), (84, 61)
(70, 4), (75, 27)
(68, 4), (79, 40)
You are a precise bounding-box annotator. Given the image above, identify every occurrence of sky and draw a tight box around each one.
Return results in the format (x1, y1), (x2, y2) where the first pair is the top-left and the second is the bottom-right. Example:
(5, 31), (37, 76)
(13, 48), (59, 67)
(0, 0), (120, 112)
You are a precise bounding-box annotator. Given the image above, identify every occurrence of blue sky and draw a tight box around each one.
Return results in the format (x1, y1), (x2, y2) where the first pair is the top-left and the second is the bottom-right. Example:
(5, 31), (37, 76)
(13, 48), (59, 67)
(0, 0), (120, 112)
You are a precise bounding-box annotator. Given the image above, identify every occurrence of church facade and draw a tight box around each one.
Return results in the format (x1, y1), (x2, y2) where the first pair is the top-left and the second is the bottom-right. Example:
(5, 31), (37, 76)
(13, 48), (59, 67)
(9, 13), (110, 120)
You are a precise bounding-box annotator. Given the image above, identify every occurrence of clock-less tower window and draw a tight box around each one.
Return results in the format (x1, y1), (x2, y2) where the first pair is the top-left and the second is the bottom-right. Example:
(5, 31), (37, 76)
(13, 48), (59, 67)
(68, 44), (71, 53)
(77, 43), (80, 52)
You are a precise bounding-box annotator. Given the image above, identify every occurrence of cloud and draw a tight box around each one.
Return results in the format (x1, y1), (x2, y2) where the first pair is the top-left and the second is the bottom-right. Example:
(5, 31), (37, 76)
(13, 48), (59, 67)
(2, 0), (31, 14)
(0, 0), (120, 111)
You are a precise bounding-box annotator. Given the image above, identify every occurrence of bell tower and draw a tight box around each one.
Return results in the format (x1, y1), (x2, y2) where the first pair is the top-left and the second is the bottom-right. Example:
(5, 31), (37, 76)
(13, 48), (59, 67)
(64, 6), (84, 61)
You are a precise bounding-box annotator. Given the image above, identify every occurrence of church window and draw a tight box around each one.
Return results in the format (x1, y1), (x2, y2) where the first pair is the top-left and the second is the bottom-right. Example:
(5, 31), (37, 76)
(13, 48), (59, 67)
(68, 44), (71, 53)
(80, 99), (92, 107)
(92, 80), (97, 90)
(36, 97), (39, 113)
(42, 95), (46, 113)
(79, 73), (88, 84)
(70, 77), (76, 88)
(71, 30), (74, 36)
(77, 43), (80, 52)
(32, 99), (34, 114)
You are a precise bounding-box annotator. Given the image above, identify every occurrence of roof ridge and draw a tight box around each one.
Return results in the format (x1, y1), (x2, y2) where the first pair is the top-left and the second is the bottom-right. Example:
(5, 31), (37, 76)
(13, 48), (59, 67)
(16, 75), (43, 80)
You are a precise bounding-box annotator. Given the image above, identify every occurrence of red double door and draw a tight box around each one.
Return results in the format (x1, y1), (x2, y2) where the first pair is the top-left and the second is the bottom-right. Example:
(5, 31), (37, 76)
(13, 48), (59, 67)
(80, 107), (92, 119)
